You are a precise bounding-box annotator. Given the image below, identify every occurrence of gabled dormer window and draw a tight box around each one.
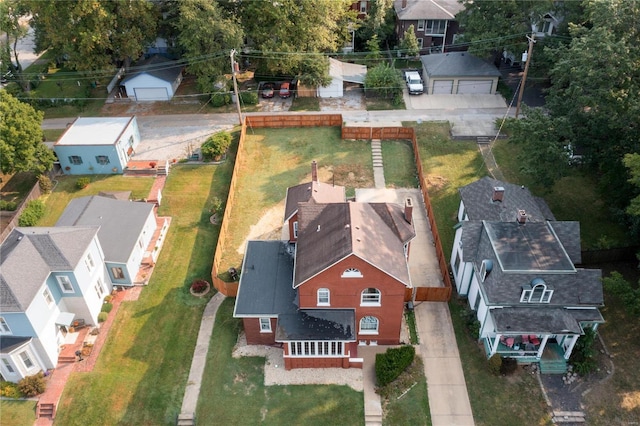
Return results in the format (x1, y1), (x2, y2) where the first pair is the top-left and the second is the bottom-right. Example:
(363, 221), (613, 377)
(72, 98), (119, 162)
(521, 278), (553, 303)
(479, 259), (493, 282)
(342, 268), (362, 278)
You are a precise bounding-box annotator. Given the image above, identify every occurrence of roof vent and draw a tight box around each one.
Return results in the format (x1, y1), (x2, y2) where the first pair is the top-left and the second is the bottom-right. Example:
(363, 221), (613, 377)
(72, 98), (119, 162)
(517, 210), (527, 224)
(316, 225), (321, 232)
(492, 186), (504, 202)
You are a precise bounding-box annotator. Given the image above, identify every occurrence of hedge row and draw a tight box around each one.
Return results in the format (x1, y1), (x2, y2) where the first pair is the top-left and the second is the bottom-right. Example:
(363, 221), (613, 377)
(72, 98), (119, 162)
(375, 345), (415, 386)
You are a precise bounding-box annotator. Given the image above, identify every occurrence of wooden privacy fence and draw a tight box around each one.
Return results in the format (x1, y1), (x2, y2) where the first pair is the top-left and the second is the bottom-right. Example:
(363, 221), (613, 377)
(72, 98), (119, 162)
(212, 114), (452, 302)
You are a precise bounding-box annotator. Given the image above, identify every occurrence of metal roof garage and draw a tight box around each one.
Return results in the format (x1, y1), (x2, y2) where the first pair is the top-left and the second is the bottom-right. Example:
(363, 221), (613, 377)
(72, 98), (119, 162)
(421, 52), (501, 95)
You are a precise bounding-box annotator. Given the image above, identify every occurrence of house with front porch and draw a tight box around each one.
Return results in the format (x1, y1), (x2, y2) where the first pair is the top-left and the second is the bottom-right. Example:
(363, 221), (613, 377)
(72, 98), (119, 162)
(235, 163), (416, 369)
(450, 177), (604, 373)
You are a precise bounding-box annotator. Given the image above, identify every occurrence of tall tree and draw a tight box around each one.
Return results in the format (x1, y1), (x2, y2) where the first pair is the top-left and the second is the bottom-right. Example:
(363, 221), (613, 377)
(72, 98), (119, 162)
(28, 0), (157, 71)
(0, 0), (30, 90)
(354, 0), (395, 51)
(0, 91), (54, 175)
(400, 25), (420, 58)
(174, 0), (243, 93)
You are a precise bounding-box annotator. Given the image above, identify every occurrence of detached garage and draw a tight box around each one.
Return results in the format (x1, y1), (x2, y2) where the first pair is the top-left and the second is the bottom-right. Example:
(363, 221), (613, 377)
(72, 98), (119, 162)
(121, 55), (184, 101)
(421, 52), (501, 95)
(318, 58), (367, 98)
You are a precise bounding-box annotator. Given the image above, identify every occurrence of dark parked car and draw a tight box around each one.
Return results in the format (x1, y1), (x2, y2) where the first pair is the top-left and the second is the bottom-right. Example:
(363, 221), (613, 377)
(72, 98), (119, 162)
(279, 82), (291, 98)
(261, 82), (275, 98)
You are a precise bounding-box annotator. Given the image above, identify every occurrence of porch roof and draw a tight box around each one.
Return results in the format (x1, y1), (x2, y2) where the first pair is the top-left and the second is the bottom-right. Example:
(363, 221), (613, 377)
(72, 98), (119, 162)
(491, 307), (584, 334)
(276, 309), (356, 341)
(0, 336), (31, 353)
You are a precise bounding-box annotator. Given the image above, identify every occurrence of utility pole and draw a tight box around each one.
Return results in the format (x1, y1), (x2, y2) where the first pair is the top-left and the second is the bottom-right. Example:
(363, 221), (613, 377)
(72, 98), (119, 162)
(515, 33), (536, 118)
(230, 49), (243, 124)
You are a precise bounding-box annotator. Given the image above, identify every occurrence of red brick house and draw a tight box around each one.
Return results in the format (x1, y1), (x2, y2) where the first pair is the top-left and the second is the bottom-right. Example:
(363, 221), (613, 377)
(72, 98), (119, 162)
(234, 164), (415, 369)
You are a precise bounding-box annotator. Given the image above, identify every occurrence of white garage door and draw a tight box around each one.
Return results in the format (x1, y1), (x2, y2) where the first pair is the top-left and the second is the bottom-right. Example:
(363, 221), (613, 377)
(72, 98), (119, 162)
(134, 87), (169, 101)
(432, 80), (453, 94)
(457, 80), (493, 94)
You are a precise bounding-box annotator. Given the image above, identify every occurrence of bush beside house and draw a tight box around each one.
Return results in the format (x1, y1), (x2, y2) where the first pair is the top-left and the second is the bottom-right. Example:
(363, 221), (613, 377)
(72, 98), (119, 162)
(375, 345), (415, 386)
(18, 199), (45, 226)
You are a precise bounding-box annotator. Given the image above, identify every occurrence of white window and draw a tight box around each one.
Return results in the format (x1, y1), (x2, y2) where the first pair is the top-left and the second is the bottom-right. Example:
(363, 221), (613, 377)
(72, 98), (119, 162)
(359, 316), (379, 334)
(85, 253), (95, 271)
(520, 279), (553, 303)
(361, 288), (381, 306)
(111, 267), (125, 280)
(342, 268), (362, 278)
(417, 38), (424, 49)
(19, 351), (34, 369)
(56, 276), (74, 293)
(317, 288), (330, 306)
(0, 317), (11, 334)
(95, 155), (110, 165)
(1, 358), (15, 373)
(293, 221), (299, 238)
(42, 288), (54, 307)
(360, 1), (367, 13)
(479, 259), (492, 282)
(417, 20), (425, 31)
(289, 341), (344, 357)
(425, 20), (447, 35)
(95, 278), (105, 299)
(259, 318), (272, 333)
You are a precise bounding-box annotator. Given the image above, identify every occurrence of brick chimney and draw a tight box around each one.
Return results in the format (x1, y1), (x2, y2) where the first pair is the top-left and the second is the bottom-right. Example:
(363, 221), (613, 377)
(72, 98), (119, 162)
(311, 160), (318, 183)
(404, 198), (413, 224)
(517, 210), (527, 224)
(492, 186), (505, 202)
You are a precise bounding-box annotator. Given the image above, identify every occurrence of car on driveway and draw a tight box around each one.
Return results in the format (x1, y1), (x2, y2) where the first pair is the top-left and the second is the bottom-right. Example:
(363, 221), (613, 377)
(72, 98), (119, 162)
(279, 82), (291, 98)
(261, 82), (275, 98)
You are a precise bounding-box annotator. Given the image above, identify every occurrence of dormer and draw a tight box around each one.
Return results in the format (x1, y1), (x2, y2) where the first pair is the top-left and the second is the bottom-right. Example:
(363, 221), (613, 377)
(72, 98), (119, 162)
(520, 278), (553, 303)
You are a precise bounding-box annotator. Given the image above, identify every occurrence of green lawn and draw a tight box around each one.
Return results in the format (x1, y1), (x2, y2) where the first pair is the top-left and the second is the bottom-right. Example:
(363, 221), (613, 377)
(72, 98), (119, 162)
(196, 299), (364, 425)
(380, 356), (430, 425)
(492, 139), (630, 249)
(219, 127), (373, 271)
(381, 140), (418, 188)
(52, 163), (232, 425)
(38, 175), (155, 226)
(0, 400), (37, 426)
(0, 172), (38, 205)
(290, 96), (320, 111)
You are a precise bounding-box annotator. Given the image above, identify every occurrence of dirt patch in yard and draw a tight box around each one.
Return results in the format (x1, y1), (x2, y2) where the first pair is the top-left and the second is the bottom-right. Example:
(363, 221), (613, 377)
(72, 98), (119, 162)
(425, 174), (449, 191)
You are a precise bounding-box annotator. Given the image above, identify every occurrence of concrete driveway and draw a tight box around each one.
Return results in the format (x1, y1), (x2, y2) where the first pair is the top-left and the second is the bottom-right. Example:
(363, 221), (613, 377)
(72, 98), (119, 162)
(404, 90), (508, 110)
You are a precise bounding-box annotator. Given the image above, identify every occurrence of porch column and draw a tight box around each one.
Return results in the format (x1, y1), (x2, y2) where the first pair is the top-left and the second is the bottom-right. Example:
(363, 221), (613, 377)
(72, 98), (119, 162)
(564, 335), (579, 360)
(536, 335), (549, 359)
(490, 334), (501, 356)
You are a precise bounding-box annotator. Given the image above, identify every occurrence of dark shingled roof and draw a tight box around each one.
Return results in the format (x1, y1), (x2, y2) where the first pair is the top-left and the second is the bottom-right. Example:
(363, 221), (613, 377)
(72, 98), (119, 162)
(459, 177), (555, 222)
(294, 202), (415, 287)
(233, 241), (356, 342)
(0, 227), (99, 312)
(283, 181), (345, 223)
(550, 221), (582, 264)
(56, 195), (154, 263)
(421, 52), (502, 78)
(491, 308), (585, 334)
(121, 55), (183, 85)
(0, 336), (31, 353)
(393, 0), (463, 20)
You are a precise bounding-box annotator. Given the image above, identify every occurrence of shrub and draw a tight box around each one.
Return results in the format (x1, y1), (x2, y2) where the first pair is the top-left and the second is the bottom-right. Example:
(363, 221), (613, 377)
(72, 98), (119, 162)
(101, 302), (113, 313)
(201, 132), (232, 161)
(1, 380), (23, 398)
(104, 294), (113, 303)
(18, 199), (45, 226)
(17, 372), (46, 397)
(375, 345), (415, 386)
(459, 305), (480, 339)
(190, 279), (210, 294)
(487, 353), (502, 375)
(0, 200), (18, 211)
(210, 91), (231, 107)
(76, 177), (90, 189)
(98, 312), (108, 323)
(239, 90), (258, 105)
(570, 327), (598, 375)
(500, 357), (518, 375)
(38, 175), (53, 193)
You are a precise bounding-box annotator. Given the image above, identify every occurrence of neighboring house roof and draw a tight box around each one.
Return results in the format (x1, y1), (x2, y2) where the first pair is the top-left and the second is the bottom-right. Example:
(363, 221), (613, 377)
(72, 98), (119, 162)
(459, 176), (555, 222)
(394, 0), (464, 20)
(284, 181), (345, 222)
(328, 58), (367, 84)
(55, 117), (135, 147)
(55, 196), (154, 263)
(490, 307), (603, 335)
(121, 55), (183, 85)
(0, 336), (32, 353)
(234, 240), (355, 341)
(294, 202), (415, 287)
(421, 52), (502, 78)
(0, 227), (99, 312)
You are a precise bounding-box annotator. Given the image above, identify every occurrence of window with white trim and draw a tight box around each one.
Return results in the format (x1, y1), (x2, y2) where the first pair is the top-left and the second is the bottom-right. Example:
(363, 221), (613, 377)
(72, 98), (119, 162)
(520, 279), (553, 303)
(42, 288), (54, 307)
(425, 20), (447, 35)
(19, 351), (34, 369)
(361, 288), (381, 306)
(95, 278), (105, 299)
(289, 341), (344, 357)
(359, 316), (379, 334)
(0, 317), (11, 334)
(417, 38), (424, 49)
(317, 288), (330, 306)
(85, 253), (95, 271)
(293, 221), (299, 238)
(1, 358), (15, 373)
(95, 155), (110, 165)
(342, 268), (362, 278)
(68, 155), (83, 165)
(417, 20), (425, 31)
(359, 1), (367, 13)
(259, 318), (272, 332)
(56, 276), (74, 293)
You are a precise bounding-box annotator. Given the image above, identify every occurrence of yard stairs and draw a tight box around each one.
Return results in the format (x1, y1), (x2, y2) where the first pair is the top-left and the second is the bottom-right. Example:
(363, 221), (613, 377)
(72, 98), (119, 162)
(36, 402), (56, 419)
(371, 140), (385, 189)
(552, 411), (586, 423)
(365, 412), (383, 426)
(538, 358), (568, 374)
(176, 412), (195, 426)
(57, 354), (76, 364)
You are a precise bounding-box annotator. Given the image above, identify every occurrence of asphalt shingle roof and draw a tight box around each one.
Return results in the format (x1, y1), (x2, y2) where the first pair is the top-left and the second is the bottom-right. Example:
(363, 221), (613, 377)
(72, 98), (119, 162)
(421, 52), (502, 78)
(283, 181), (345, 222)
(393, 0), (463, 20)
(0, 336), (31, 353)
(121, 55), (183, 85)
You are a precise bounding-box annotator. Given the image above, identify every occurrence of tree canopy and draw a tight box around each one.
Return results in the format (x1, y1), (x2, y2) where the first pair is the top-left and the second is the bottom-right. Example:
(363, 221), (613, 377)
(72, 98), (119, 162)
(0, 91), (54, 175)
(0, 0), (30, 89)
(400, 25), (420, 58)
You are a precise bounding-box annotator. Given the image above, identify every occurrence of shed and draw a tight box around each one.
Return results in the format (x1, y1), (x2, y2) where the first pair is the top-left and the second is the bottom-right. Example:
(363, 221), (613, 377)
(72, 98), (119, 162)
(121, 55), (184, 101)
(318, 58), (367, 98)
(420, 52), (501, 94)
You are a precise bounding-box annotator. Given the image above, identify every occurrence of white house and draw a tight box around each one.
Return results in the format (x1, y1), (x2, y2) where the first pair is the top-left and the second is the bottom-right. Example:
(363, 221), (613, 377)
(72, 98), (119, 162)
(450, 177), (604, 373)
(0, 227), (110, 382)
(54, 116), (141, 175)
(121, 55), (184, 101)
